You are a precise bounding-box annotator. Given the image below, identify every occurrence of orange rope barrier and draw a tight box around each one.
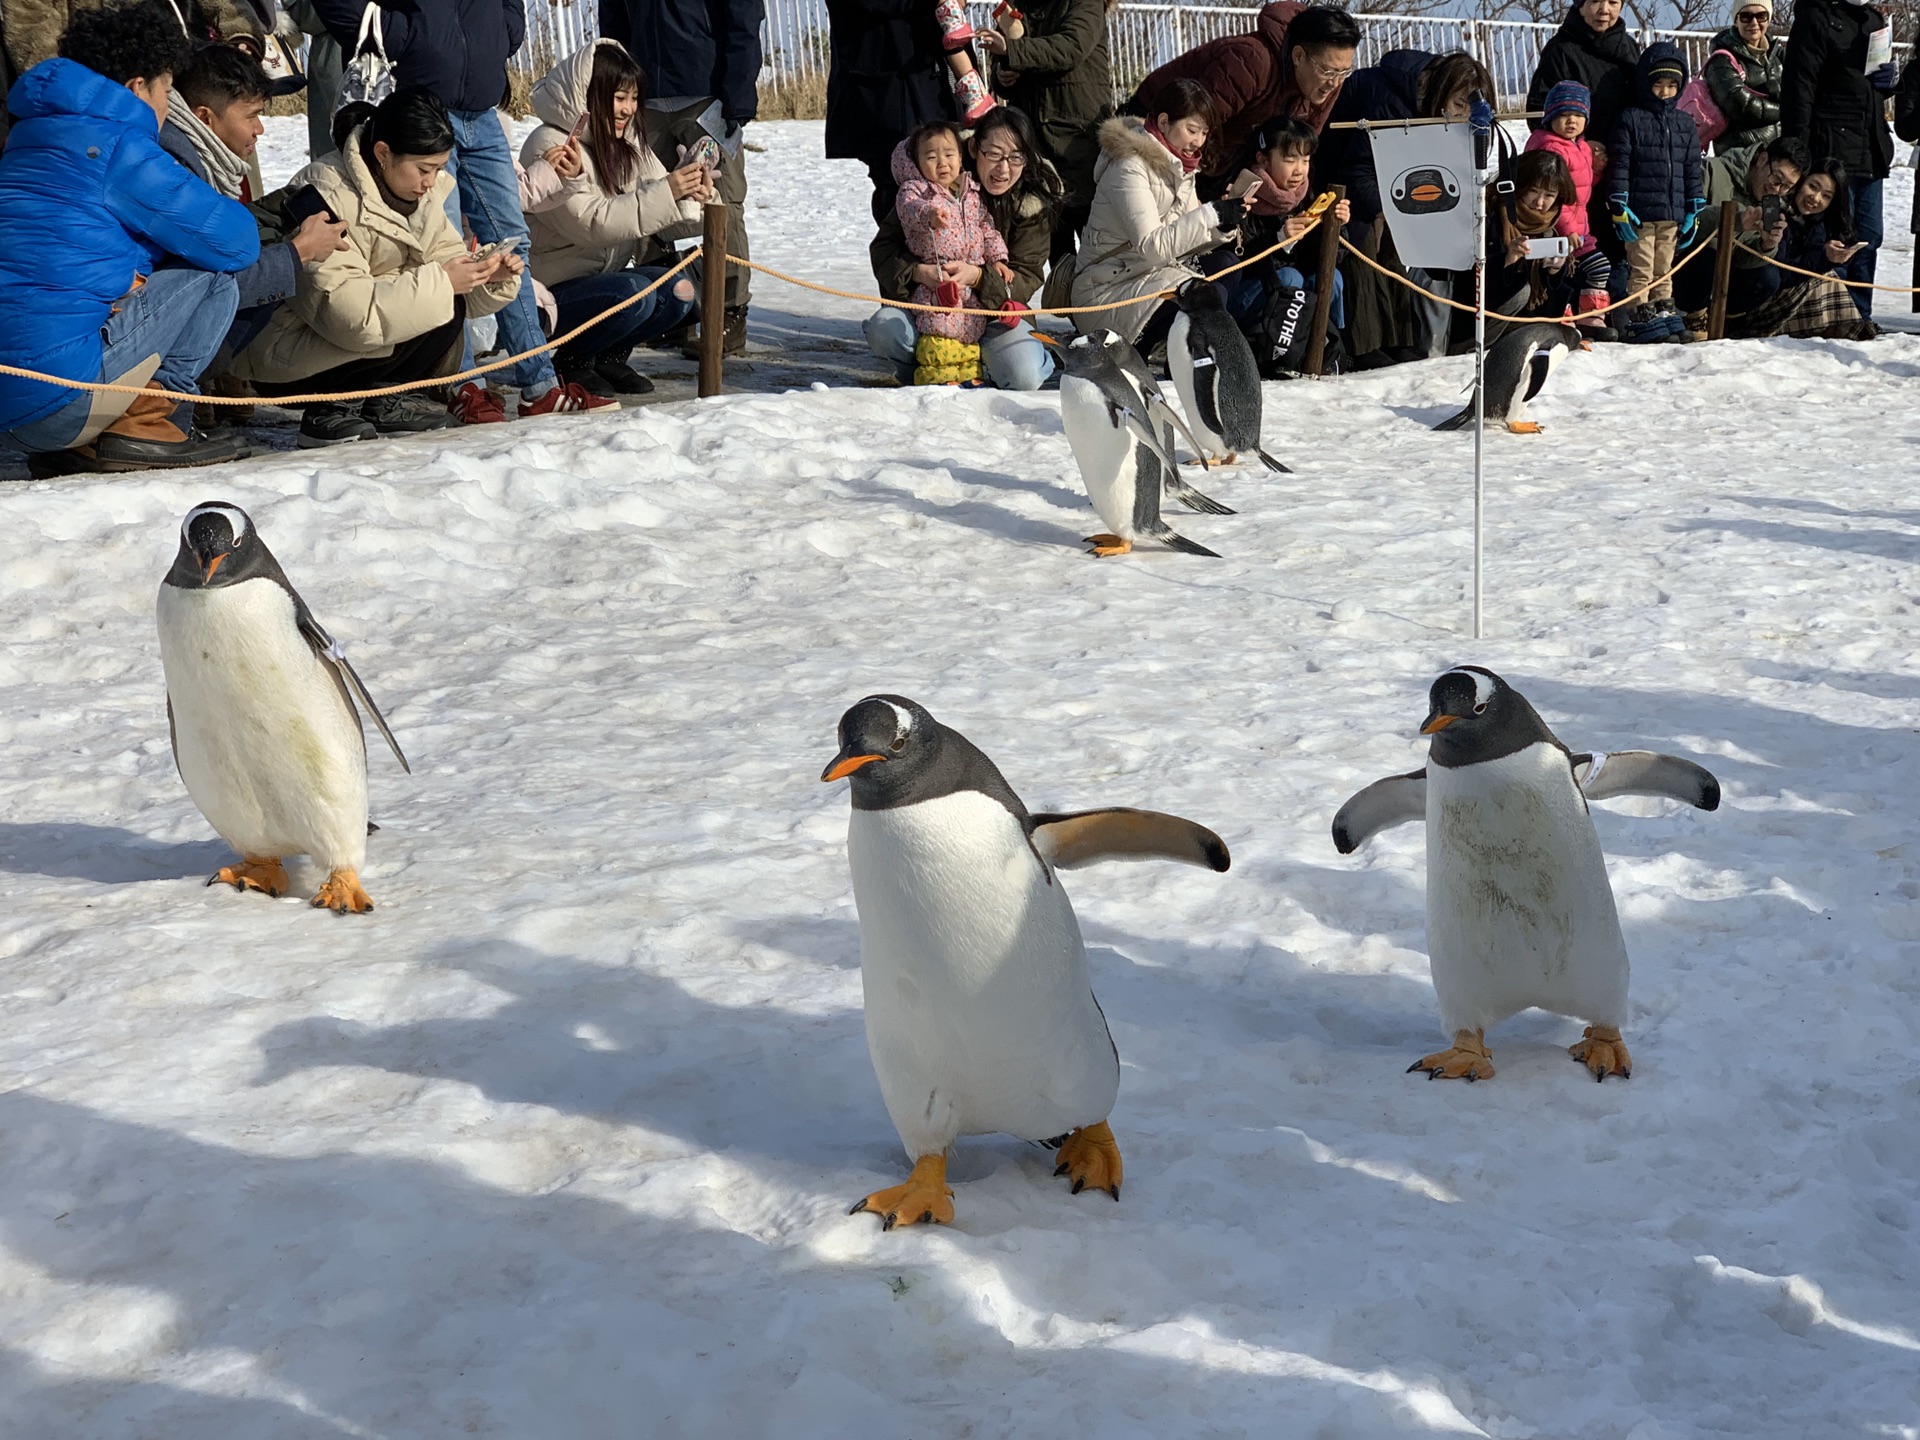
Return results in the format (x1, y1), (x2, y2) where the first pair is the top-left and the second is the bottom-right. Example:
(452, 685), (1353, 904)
(1732, 238), (1920, 294)
(1338, 233), (1717, 318)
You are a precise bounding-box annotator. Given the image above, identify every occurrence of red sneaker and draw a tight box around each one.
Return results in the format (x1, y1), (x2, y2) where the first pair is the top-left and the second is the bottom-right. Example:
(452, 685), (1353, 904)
(449, 382), (507, 425)
(518, 381), (620, 418)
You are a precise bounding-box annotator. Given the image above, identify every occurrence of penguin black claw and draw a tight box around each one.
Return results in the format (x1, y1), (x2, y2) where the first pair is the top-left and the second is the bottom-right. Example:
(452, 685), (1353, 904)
(847, 1198), (868, 1217)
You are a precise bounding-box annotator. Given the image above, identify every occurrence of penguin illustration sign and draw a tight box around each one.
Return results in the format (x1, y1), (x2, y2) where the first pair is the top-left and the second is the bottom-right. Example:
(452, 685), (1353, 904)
(1372, 122), (1476, 269)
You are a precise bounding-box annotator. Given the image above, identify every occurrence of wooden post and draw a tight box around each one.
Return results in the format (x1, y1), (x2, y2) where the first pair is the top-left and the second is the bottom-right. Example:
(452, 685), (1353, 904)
(1707, 198), (1738, 341)
(697, 200), (727, 398)
(1305, 183), (1346, 377)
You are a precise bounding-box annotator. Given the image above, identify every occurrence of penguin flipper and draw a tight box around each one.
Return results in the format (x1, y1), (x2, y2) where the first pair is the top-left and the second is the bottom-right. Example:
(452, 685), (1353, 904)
(1030, 808), (1230, 872)
(1256, 448), (1291, 473)
(1164, 475), (1236, 515)
(297, 610), (413, 775)
(1331, 769), (1428, 854)
(1145, 520), (1220, 557)
(1146, 391), (1211, 469)
(1572, 751), (1721, 811)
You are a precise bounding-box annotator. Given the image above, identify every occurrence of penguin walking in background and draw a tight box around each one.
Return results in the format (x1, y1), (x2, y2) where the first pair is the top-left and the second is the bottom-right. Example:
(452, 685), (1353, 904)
(1048, 330), (1222, 557)
(823, 694), (1229, 1228)
(156, 502), (410, 914)
(1167, 278), (1289, 472)
(1433, 322), (1586, 434)
(1332, 667), (1719, 1082)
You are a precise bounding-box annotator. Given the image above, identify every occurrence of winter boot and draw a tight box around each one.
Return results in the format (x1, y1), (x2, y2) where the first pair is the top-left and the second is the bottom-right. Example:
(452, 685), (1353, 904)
(591, 351), (655, 395)
(298, 402), (379, 447)
(677, 306), (750, 360)
(1575, 288), (1617, 343)
(81, 387), (249, 471)
(934, 0), (974, 49)
(1622, 305), (1669, 344)
(1652, 300), (1689, 342)
(952, 66), (995, 123)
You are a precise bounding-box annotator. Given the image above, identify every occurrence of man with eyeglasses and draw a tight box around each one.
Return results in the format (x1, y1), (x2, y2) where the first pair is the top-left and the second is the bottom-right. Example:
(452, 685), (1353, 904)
(1126, 2), (1360, 192)
(1703, 0), (1785, 154)
(1673, 133), (1809, 320)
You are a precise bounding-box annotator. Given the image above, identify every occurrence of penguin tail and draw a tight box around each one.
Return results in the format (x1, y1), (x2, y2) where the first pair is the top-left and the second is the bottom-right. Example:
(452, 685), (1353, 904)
(1256, 448), (1291, 473)
(1432, 407), (1474, 432)
(1148, 522), (1221, 558)
(1166, 480), (1236, 515)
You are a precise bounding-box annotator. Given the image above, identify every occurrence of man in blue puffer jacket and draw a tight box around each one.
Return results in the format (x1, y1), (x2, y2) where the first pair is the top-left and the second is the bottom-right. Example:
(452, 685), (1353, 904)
(1606, 42), (1703, 342)
(0, 1), (261, 472)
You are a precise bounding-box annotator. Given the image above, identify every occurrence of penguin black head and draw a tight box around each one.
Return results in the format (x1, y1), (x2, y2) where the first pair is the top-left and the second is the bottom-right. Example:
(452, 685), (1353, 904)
(167, 502), (265, 590)
(822, 694), (946, 802)
(1174, 277), (1227, 313)
(1420, 666), (1561, 767)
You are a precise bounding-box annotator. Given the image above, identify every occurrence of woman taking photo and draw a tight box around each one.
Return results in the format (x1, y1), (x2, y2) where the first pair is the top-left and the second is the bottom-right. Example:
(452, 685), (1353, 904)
(521, 40), (713, 397)
(1072, 78), (1234, 351)
(865, 106), (1062, 391)
(234, 87), (529, 448)
(1734, 159), (1874, 338)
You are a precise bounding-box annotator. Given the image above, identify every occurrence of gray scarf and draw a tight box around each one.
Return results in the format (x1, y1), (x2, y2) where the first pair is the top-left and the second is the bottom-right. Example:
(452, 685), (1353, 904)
(168, 104), (252, 200)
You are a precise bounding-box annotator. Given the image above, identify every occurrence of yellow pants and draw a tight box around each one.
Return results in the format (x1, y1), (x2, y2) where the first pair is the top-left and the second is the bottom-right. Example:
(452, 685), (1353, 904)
(914, 333), (983, 386)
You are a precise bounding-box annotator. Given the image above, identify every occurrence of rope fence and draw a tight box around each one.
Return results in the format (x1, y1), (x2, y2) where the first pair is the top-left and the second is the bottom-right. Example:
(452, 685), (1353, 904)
(1732, 238), (1920, 295)
(1339, 235), (1719, 319)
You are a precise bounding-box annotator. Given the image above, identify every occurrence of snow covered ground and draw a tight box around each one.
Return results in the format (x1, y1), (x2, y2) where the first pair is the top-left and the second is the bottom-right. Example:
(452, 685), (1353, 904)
(1, 120), (1918, 1438)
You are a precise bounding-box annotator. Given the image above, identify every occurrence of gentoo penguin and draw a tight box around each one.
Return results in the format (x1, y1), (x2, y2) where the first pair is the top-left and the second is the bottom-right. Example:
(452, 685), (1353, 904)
(824, 694), (1229, 1228)
(1433, 322), (1587, 435)
(1104, 334), (1236, 514)
(156, 502), (410, 914)
(1332, 667), (1719, 1082)
(1051, 331), (1222, 557)
(1167, 278), (1289, 472)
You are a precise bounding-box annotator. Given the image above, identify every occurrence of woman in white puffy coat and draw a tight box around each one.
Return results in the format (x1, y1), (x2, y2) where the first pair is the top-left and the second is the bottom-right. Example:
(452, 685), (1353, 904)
(1069, 78), (1237, 347)
(521, 39), (715, 396)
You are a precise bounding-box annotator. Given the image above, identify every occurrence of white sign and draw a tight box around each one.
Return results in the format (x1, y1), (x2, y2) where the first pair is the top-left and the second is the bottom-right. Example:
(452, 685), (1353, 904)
(1370, 122), (1477, 271)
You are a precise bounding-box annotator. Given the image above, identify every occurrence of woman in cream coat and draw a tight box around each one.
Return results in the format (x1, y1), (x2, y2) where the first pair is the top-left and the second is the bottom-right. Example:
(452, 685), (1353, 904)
(1070, 78), (1237, 349)
(521, 39), (713, 396)
(234, 88), (524, 447)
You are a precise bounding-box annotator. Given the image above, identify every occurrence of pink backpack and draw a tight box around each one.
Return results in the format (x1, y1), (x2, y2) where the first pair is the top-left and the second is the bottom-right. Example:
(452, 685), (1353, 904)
(1678, 49), (1742, 149)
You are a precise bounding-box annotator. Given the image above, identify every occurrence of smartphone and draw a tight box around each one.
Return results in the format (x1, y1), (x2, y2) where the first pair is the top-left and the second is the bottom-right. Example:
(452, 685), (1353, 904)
(284, 183), (337, 227)
(468, 236), (526, 263)
(683, 135), (721, 169)
(1522, 235), (1570, 261)
(566, 110), (590, 144)
(1840, 240), (1870, 257)
(1759, 194), (1784, 227)
(1227, 168), (1265, 203)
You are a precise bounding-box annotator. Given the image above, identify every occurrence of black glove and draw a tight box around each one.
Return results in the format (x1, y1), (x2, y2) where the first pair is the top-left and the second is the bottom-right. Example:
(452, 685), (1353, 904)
(1212, 194), (1247, 229)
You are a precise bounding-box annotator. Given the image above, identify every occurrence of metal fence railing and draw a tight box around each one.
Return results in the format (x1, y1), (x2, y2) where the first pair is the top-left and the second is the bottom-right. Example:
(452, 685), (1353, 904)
(515, 3), (1907, 112)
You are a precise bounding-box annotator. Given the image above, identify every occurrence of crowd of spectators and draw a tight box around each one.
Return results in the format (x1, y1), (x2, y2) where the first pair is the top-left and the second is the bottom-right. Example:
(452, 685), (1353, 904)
(0, 0), (1910, 474)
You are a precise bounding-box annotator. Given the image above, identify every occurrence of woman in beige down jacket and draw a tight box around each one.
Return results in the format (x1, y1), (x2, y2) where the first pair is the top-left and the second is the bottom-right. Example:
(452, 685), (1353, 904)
(234, 88), (525, 448)
(1070, 79), (1239, 349)
(522, 40), (713, 397)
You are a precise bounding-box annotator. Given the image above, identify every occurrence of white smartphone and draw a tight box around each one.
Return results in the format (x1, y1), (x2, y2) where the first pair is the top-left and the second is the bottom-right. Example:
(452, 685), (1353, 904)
(1522, 235), (1570, 261)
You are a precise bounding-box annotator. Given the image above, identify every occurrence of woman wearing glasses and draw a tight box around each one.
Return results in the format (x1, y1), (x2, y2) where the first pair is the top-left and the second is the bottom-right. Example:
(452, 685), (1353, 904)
(1704, 0), (1785, 154)
(865, 107), (1064, 390)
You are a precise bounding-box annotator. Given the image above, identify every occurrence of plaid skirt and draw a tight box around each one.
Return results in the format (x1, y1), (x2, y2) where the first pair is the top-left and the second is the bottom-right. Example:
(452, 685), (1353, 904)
(1731, 275), (1862, 338)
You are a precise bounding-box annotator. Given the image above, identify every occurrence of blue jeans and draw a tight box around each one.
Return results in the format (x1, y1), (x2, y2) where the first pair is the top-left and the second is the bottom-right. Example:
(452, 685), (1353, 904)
(1843, 176), (1883, 317)
(862, 307), (1055, 391)
(549, 268), (699, 365)
(1, 266), (237, 454)
(445, 107), (556, 394)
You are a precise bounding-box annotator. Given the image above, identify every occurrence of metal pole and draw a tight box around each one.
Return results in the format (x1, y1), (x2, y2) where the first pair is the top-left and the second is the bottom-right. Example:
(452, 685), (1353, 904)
(1305, 184), (1346, 377)
(1472, 176), (1485, 643)
(697, 200), (728, 399)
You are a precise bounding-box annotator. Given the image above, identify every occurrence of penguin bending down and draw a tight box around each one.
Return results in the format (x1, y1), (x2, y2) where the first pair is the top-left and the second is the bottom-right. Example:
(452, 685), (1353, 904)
(156, 502), (410, 914)
(824, 694), (1230, 1228)
(1049, 330), (1222, 557)
(1433, 322), (1587, 434)
(1167, 278), (1289, 472)
(1332, 667), (1719, 1082)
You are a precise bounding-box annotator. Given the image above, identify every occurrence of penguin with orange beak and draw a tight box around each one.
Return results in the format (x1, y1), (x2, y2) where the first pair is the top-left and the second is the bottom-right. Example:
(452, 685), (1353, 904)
(1332, 667), (1719, 1083)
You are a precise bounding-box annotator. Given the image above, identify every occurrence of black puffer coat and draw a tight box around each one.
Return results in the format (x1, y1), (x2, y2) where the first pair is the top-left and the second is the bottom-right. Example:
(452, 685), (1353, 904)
(1703, 25), (1784, 152)
(311, 0), (525, 113)
(1527, 6), (1640, 147)
(1317, 47), (1429, 230)
(823, 0), (953, 169)
(1779, 0), (1893, 180)
(1608, 44), (1702, 222)
(596, 0), (765, 125)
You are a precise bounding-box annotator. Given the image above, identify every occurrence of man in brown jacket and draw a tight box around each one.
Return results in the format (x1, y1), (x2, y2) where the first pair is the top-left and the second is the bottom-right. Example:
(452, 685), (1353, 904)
(1127, 1), (1359, 191)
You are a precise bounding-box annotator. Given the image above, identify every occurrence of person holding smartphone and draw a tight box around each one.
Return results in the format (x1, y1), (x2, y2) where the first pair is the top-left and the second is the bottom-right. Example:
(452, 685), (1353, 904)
(1732, 156), (1878, 337)
(1485, 149), (1586, 323)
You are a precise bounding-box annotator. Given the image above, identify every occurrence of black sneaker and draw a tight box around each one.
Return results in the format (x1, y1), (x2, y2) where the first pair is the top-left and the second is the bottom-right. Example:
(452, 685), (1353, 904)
(91, 425), (250, 469)
(559, 363), (621, 401)
(361, 394), (455, 436)
(591, 354), (655, 395)
(299, 402), (378, 448)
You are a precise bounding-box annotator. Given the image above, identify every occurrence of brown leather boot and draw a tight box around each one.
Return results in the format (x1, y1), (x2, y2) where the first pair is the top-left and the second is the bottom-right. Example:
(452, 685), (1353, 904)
(82, 387), (249, 472)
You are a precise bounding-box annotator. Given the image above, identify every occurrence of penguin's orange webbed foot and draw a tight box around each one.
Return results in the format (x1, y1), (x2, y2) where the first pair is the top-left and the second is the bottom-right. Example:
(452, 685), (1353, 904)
(849, 1154), (953, 1231)
(1570, 1025), (1631, 1081)
(310, 868), (373, 915)
(1083, 534), (1133, 557)
(1408, 1029), (1495, 1082)
(209, 856), (286, 898)
(1053, 1120), (1122, 1200)
(1504, 421), (1544, 435)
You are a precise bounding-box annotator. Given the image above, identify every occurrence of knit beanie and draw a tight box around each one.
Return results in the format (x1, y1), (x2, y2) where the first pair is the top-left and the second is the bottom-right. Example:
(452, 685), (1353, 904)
(1543, 81), (1591, 123)
(1649, 58), (1686, 84)
(1730, 0), (1771, 16)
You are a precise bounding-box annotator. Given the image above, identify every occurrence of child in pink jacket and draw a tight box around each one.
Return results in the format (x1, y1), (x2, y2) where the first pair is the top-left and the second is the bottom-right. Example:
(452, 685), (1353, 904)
(1524, 81), (1616, 336)
(893, 122), (1010, 367)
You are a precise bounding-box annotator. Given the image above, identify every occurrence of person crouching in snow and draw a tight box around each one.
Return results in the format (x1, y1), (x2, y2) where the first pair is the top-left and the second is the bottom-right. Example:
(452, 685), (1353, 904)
(1486, 150), (1586, 325)
(1608, 43), (1704, 343)
(892, 120), (1011, 385)
(1523, 80), (1615, 339)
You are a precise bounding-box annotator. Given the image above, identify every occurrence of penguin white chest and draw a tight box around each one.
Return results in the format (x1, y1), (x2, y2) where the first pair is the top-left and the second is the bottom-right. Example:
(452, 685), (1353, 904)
(1060, 374), (1138, 540)
(848, 793), (1119, 1155)
(1424, 744), (1628, 1032)
(1167, 312), (1225, 457)
(157, 580), (368, 871)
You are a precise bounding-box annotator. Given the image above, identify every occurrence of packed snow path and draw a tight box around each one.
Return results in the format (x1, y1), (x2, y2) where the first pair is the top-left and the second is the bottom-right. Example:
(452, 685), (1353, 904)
(0, 122), (1917, 1438)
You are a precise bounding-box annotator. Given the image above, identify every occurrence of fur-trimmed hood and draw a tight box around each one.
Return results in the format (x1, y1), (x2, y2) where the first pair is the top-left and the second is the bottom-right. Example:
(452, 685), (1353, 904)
(1097, 115), (1184, 186)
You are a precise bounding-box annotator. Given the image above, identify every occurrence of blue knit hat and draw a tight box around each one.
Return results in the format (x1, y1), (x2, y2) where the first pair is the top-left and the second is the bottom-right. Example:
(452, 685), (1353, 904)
(1543, 81), (1591, 123)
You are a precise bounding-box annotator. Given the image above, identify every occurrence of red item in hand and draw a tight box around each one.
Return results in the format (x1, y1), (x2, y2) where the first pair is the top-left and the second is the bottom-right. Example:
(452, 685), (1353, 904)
(993, 299), (1029, 328)
(936, 279), (962, 309)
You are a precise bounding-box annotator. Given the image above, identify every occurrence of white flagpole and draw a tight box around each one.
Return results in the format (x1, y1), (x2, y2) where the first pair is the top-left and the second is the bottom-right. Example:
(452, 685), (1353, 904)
(1469, 97), (1491, 642)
